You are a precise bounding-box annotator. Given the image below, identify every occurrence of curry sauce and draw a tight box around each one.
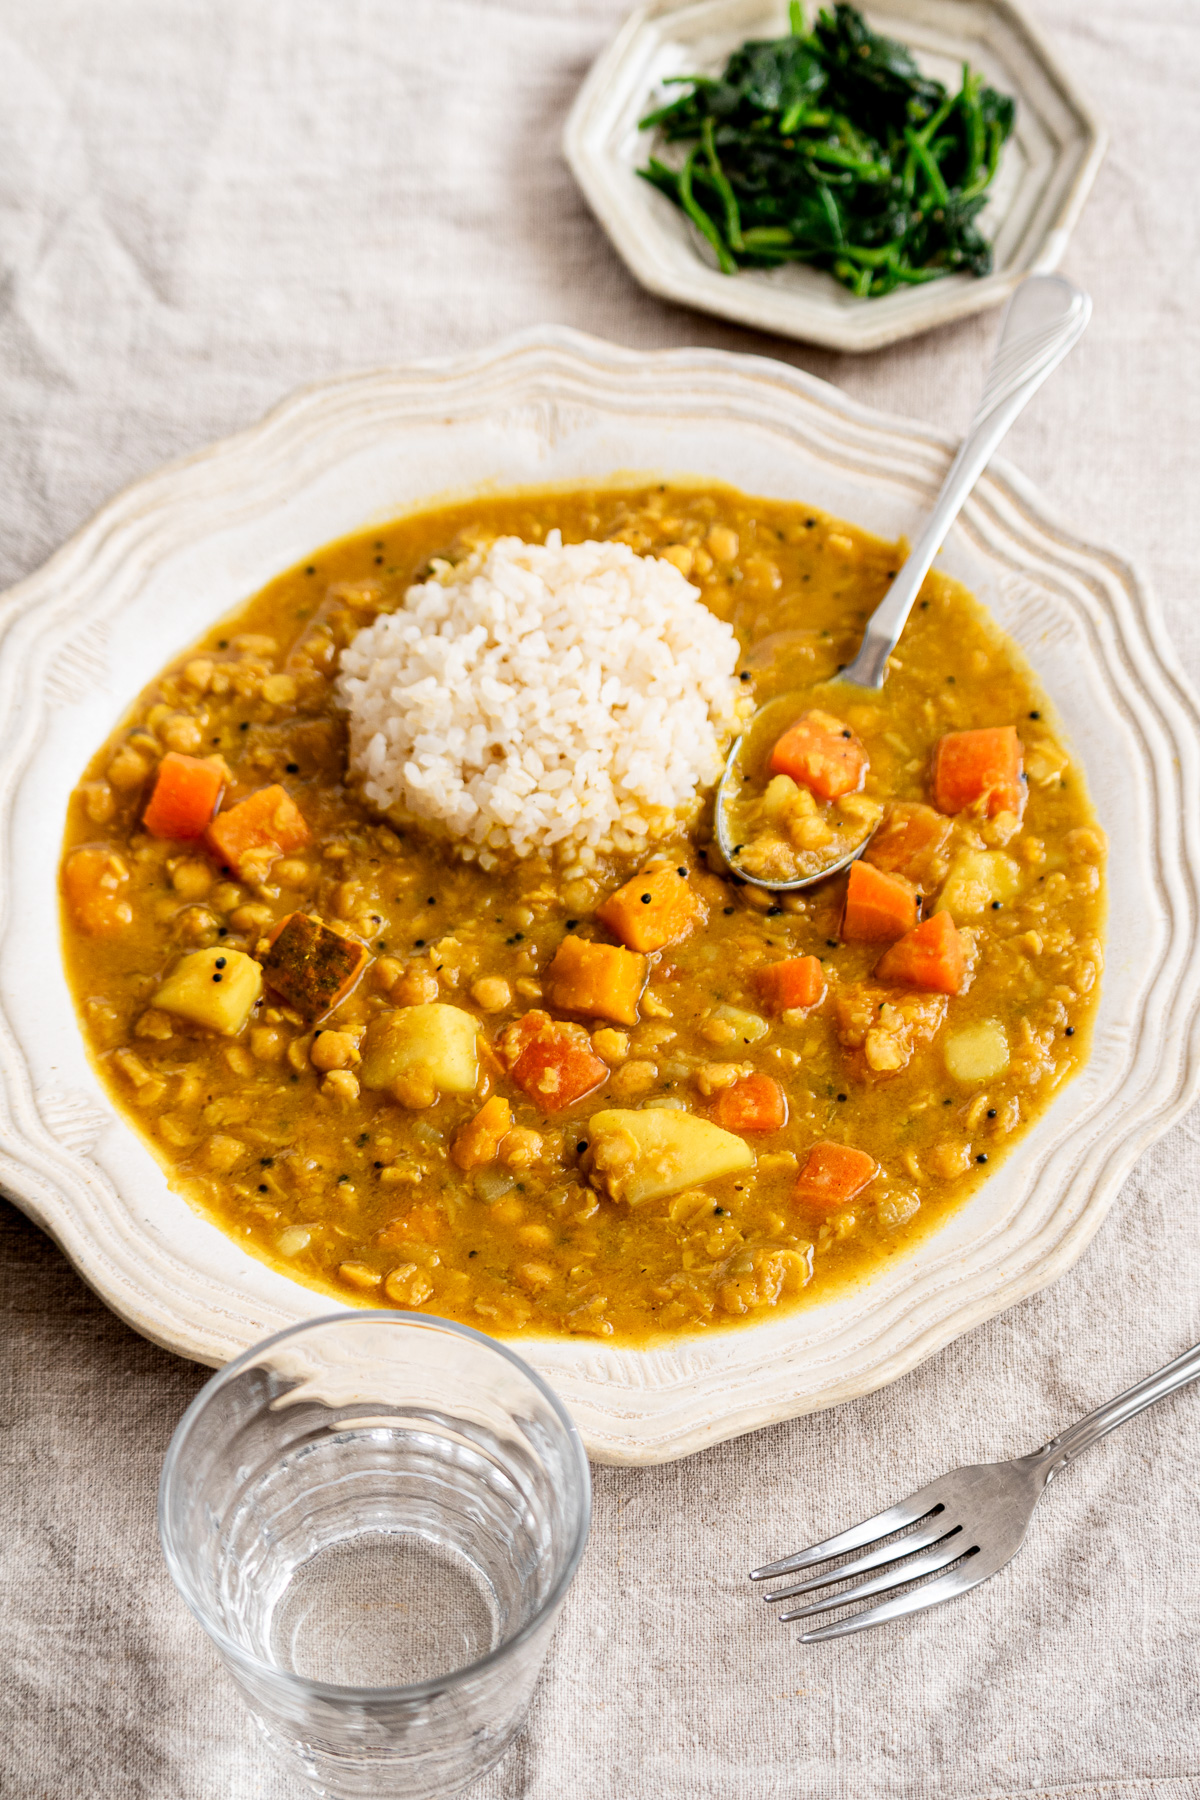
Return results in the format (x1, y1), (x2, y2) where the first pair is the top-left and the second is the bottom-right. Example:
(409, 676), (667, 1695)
(60, 484), (1105, 1343)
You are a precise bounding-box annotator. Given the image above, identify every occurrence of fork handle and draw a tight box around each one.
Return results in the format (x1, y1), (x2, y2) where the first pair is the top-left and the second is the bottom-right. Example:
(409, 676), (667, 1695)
(1033, 1339), (1200, 1479)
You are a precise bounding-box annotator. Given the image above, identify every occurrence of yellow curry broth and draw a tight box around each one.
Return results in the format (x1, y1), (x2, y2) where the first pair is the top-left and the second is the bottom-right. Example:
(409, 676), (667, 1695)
(60, 484), (1105, 1342)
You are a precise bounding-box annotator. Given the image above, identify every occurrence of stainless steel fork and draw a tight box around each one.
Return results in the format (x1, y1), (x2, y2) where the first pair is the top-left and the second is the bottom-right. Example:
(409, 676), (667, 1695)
(750, 1338), (1200, 1641)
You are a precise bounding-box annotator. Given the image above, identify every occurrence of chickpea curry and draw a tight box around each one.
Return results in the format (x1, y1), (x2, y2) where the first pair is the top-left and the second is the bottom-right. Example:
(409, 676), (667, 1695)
(60, 484), (1105, 1343)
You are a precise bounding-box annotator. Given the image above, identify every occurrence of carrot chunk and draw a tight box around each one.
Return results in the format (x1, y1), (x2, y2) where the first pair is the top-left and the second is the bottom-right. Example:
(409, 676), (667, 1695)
(933, 727), (1024, 819)
(715, 1073), (787, 1134)
(63, 846), (133, 937)
(261, 911), (370, 1021)
(793, 1141), (878, 1212)
(143, 752), (228, 840)
(205, 784), (311, 883)
(863, 801), (952, 888)
(595, 865), (705, 952)
(874, 909), (966, 995)
(754, 955), (826, 1013)
(500, 1010), (608, 1113)
(841, 860), (918, 944)
(768, 709), (867, 802)
(450, 1096), (514, 1171)
(544, 936), (647, 1026)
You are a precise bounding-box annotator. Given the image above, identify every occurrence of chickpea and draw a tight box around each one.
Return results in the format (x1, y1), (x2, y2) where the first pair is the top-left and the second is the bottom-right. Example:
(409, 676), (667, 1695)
(338, 1262), (381, 1292)
(261, 673), (298, 706)
(107, 745), (151, 791)
(591, 1028), (629, 1064)
(170, 859), (213, 900)
(229, 902), (274, 933)
(660, 543), (695, 577)
(159, 713), (205, 754)
(390, 964), (439, 1006)
(383, 1262), (433, 1306)
(273, 858), (311, 889)
(374, 955), (406, 993)
(250, 1027), (287, 1063)
(515, 1260), (555, 1294)
(471, 976), (512, 1013)
(499, 1127), (543, 1169)
(176, 906), (219, 945)
(181, 658), (214, 693)
(706, 524), (738, 563)
(390, 1072), (437, 1109)
(310, 1031), (360, 1072)
(322, 1069), (361, 1106)
(610, 1060), (657, 1099)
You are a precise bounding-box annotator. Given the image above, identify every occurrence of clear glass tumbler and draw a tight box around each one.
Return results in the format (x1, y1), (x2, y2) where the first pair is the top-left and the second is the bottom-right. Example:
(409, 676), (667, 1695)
(158, 1312), (591, 1799)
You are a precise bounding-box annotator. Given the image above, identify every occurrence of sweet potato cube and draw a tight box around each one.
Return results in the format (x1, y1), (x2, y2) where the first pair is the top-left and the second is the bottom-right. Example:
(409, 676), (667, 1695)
(863, 801), (952, 888)
(63, 846), (132, 937)
(793, 1141), (878, 1213)
(754, 955), (825, 1014)
(451, 1096), (514, 1171)
(768, 710), (867, 802)
(875, 909), (966, 996)
(933, 727), (1024, 819)
(841, 860), (917, 944)
(545, 936), (647, 1026)
(595, 865), (705, 952)
(262, 912), (370, 1021)
(500, 1011), (608, 1113)
(715, 1073), (787, 1134)
(153, 946), (262, 1035)
(205, 784), (311, 883)
(143, 752), (227, 840)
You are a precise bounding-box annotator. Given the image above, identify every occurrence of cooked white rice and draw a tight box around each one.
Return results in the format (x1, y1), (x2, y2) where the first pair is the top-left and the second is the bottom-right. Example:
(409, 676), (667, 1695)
(336, 532), (744, 865)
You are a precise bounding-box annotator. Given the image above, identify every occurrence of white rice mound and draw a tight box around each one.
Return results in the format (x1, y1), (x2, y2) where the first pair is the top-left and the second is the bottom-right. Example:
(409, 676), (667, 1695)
(337, 532), (744, 866)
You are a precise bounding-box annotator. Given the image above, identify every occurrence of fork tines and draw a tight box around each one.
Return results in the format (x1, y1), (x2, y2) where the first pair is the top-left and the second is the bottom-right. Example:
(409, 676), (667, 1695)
(749, 1480), (984, 1641)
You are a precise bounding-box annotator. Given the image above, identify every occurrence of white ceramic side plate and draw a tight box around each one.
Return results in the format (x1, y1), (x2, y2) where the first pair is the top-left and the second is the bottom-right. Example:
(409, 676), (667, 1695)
(564, 0), (1106, 352)
(2, 327), (1197, 1465)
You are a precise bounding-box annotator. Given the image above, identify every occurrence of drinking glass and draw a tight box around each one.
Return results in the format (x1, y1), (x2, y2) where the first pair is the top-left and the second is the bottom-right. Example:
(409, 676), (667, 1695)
(158, 1312), (591, 1799)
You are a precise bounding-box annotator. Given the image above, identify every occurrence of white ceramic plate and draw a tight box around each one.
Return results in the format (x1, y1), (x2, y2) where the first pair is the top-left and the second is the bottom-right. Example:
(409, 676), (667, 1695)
(564, 0), (1106, 352)
(2, 327), (1197, 1465)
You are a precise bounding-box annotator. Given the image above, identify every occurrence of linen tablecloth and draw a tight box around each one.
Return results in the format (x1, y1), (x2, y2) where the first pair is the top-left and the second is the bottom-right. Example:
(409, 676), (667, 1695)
(2, 3), (1199, 1795)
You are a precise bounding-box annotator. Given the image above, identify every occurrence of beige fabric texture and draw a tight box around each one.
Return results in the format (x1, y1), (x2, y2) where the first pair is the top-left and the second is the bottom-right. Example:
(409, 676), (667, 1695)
(1, 2), (1198, 1796)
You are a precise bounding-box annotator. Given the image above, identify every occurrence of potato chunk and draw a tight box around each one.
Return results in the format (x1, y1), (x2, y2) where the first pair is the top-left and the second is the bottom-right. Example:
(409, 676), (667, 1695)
(584, 1107), (753, 1206)
(935, 850), (1020, 921)
(360, 1003), (479, 1098)
(944, 1020), (1010, 1083)
(153, 947), (262, 1036)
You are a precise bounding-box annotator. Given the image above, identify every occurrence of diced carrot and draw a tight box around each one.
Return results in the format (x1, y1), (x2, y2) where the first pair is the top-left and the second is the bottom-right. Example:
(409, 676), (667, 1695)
(595, 864), (705, 952)
(754, 955), (826, 1013)
(544, 936), (647, 1026)
(874, 909), (966, 995)
(933, 727), (1024, 819)
(450, 1096), (514, 1171)
(63, 846), (133, 937)
(768, 709), (867, 802)
(715, 1073), (787, 1134)
(841, 860), (918, 944)
(863, 801), (952, 888)
(500, 1010), (608, 1113)
(793, 1141), (878, 1213)
(205, 784), (311, 883)
(142, 752), (227, 840)
(262, 912), (370, 1021)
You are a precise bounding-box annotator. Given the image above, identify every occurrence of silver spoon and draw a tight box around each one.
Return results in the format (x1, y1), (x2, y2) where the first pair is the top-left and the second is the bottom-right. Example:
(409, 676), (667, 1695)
(715, 272), (1092, 892)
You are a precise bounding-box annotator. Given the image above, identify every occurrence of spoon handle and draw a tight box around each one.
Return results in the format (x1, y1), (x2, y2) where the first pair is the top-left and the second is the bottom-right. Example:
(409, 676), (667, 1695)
(838, 273), (1092, 690)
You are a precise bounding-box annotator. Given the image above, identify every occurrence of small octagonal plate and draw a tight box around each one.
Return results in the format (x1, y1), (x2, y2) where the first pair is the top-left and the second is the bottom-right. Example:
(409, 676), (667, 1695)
(564, 0), (1106, 352)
